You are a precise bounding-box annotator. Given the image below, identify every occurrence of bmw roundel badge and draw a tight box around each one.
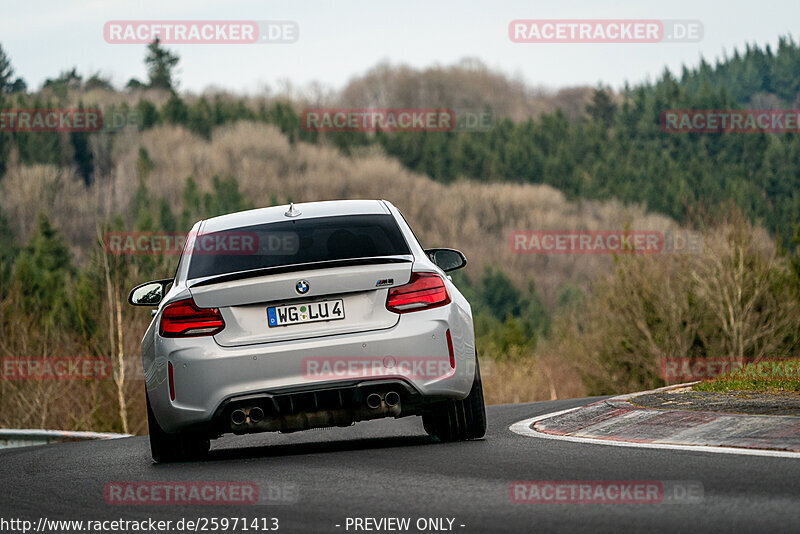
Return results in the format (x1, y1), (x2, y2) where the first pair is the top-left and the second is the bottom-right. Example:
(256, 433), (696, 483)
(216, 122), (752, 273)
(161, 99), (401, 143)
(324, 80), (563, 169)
(296, 280), (309, 294)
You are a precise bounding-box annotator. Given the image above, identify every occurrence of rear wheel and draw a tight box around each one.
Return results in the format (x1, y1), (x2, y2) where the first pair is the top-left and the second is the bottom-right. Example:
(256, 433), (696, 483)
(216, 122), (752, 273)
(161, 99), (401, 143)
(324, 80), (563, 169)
(146, 392), (210, 463)
(423, 358), (486, 441)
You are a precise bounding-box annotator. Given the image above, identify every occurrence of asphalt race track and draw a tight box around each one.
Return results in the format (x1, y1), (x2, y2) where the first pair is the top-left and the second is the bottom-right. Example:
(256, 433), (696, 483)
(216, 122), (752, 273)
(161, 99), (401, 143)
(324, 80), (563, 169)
(2, 397), (799, 533)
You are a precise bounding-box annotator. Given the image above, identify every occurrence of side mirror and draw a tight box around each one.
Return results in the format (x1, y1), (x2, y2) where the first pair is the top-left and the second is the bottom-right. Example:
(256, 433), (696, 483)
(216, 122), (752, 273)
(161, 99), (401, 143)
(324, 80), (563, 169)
(128, 279), (173, 306)
(424, 248), (467, 272)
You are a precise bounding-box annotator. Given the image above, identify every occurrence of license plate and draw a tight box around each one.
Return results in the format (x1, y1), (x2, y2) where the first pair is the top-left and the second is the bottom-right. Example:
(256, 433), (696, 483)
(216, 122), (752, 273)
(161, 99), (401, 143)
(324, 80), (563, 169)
(267, 299), (345, 327)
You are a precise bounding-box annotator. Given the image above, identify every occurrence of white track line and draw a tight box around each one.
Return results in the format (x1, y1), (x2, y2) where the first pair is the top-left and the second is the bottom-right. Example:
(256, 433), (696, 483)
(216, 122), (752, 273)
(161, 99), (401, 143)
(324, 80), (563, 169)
(509, 406), (800, 459)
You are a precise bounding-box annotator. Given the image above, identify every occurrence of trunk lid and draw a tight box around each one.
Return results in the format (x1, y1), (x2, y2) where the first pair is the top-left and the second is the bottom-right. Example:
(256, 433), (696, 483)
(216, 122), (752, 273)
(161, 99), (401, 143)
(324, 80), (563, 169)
(189, 257), (412, 346)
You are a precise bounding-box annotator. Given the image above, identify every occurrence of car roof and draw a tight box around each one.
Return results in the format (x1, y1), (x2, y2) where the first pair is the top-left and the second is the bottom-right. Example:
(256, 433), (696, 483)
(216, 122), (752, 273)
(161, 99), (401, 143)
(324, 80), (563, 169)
(199, 199), (391, 234)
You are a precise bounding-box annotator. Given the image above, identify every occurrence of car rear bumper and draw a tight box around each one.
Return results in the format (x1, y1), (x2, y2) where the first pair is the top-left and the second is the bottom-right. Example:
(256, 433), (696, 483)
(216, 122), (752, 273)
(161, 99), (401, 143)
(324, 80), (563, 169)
(145, 305), (475, 433)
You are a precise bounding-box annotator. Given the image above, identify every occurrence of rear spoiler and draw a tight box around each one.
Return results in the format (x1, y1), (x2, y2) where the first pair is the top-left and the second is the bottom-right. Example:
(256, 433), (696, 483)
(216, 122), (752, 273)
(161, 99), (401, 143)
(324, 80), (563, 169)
(189, 257), (413, 288)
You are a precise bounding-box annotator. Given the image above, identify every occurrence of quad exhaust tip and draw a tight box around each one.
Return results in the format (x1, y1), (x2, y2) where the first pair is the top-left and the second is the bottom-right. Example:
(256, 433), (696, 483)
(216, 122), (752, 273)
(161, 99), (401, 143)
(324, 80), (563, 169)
(249, 406), (265, 423)
(366, 391), (400, 409)
(385, 391), (400, 407)
(231, 409), (246, 425)
(236, 392), (398, 424)
(366, 393), (382, 409)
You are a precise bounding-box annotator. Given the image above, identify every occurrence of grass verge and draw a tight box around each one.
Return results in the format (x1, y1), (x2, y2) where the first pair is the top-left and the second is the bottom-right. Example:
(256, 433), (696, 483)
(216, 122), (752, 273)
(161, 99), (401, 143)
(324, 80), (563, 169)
(694, 360), (800, 394)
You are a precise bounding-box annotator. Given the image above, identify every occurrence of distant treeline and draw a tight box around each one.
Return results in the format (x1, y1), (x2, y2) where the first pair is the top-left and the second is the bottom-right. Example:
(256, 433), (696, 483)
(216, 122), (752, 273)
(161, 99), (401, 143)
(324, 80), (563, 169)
(2, 38), (800, 243)
(4, 38), (800, 248)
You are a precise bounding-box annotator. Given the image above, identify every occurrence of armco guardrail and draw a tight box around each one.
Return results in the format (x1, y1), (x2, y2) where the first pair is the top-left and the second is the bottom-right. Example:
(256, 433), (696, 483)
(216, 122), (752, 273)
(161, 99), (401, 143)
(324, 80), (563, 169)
(0, 429), (131, 449)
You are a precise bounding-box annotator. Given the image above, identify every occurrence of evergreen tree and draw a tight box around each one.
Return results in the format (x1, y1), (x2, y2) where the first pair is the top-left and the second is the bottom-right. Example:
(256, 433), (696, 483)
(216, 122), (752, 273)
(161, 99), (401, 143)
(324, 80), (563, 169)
(0, 43), (13, 90)
(586, 88), (617, 129)
(188, 97), (213, 139)
(144, 38), (180, 90)
(70, 102), (94, 184)
(203, 175), (252, 216)
(0, 42), (24, 93)
(11, 215), (74, 327)
(0, 206), (17, 295)
(161, 92), (188, 125)
(135, 99), (159, 129)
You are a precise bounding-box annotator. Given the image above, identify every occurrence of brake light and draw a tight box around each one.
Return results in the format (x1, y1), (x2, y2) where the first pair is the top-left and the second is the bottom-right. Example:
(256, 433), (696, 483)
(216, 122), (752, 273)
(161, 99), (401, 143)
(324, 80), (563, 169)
(386, 272), (450, 313)
(159, 298), (225, 337)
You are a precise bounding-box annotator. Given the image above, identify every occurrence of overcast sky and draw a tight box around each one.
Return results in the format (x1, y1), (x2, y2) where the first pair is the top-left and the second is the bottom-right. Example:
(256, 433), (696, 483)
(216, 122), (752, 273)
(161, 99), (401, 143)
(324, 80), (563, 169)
(2, 0), (798, 94)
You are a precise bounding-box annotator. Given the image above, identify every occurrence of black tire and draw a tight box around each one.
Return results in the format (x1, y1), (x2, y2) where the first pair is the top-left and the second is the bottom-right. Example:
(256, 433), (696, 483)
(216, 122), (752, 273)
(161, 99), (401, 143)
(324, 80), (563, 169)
(423, 358), (487, 442)
(146, 392), (210, 463)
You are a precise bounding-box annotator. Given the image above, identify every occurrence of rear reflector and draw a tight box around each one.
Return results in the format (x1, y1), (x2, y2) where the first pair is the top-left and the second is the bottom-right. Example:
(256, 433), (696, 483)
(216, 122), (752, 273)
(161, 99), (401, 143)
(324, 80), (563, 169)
(386, 272), (450, 313)
(168, 361), (175, 401)
(446, 329), (455, 369)
(159, 298), (225, 337)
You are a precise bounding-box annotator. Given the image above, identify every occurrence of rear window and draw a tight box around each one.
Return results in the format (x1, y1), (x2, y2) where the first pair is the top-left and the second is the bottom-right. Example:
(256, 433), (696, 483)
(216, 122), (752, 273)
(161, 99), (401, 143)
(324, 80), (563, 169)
(186, 214), (411, 280)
